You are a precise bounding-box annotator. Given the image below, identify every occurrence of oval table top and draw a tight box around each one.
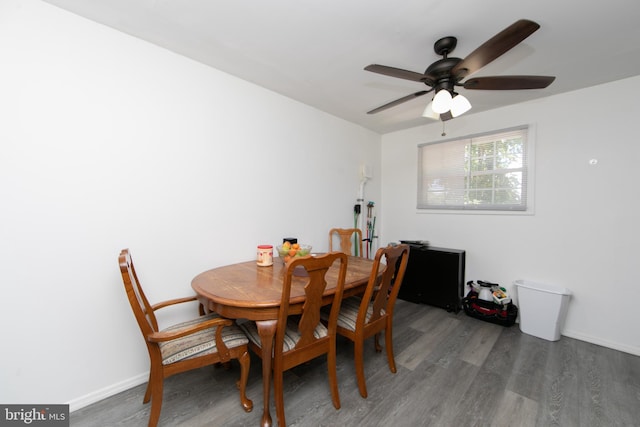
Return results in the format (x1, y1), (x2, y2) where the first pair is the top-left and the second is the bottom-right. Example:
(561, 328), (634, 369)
(191, 255), (375, 319)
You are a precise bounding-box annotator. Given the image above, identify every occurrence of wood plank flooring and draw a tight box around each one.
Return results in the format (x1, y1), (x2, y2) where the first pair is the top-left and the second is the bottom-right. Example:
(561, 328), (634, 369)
(70, 300), (640, 426)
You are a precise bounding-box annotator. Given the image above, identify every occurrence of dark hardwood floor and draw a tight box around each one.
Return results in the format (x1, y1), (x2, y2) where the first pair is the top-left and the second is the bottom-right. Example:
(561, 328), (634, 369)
(71, 300), (640, 426)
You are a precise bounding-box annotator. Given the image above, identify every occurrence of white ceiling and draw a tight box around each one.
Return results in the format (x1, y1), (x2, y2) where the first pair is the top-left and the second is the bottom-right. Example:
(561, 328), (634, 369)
(42, 0), (640, 134)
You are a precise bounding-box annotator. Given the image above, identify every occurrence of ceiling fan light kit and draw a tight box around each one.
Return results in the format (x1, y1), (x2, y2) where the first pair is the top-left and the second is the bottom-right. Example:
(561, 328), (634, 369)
(432, 89), (453, 114)
(450, 93), (472, 117)
(422, 91), (471, 120)
(422, 102), (439, 120)
(365, 19), (555, 122)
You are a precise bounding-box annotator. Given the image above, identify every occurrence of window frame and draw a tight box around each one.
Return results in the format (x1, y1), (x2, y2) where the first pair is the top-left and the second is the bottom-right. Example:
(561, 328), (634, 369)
(417, 125), (535, 214)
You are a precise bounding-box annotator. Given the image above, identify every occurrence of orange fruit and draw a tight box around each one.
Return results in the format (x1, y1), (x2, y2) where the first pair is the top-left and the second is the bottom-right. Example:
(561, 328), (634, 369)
(288, 249), (297, 256)
(292, 243), (300, 250)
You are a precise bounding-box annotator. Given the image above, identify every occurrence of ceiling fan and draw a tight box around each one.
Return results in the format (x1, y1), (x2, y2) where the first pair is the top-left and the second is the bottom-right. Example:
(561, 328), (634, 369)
(365, 19), (555, 121)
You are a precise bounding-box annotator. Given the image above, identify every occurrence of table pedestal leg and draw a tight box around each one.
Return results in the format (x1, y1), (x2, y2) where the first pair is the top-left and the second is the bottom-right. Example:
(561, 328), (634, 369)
(256, 320), (277, 427)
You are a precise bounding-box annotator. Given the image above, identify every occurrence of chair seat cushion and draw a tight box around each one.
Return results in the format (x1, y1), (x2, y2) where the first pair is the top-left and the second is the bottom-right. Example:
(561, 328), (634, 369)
(159, 313), (249, 365)
(323, 296), (384, 332)
(240, 317), (328, 353)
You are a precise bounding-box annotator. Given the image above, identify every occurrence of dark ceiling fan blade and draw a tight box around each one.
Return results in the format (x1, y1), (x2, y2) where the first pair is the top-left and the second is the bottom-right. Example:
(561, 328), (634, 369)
(364, 64), (429, 82)
(463, 75), (555, 90)
(451, 19), (540, 79)
(367, 90), (430, 114)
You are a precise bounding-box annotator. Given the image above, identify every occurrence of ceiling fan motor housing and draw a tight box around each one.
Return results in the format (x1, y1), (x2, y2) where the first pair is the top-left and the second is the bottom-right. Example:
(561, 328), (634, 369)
(424, 57), (462, 90)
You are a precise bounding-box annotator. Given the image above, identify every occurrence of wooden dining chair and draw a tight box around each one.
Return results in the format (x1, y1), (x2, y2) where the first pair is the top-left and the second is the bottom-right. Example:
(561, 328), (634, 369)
(118, 249), (253, 427)
(239, 252), (348, 427)
(329, 227), (364, 257)
(330, 243), (409, 398)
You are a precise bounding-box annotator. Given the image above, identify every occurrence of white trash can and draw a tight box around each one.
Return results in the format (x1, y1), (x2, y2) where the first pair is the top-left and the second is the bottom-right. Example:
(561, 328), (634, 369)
(514, 280), (571, 341)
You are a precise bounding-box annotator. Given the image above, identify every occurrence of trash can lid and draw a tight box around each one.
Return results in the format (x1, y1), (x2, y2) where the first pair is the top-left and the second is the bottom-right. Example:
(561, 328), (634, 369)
(514, 279), (571, 296)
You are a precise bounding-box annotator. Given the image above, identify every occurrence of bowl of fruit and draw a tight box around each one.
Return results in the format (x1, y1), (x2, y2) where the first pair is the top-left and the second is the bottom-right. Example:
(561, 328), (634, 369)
(276, 242), (312, 263)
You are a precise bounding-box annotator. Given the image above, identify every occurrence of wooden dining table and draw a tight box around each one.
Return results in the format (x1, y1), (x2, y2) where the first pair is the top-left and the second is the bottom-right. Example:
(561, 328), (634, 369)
(191, 255), (376, 427)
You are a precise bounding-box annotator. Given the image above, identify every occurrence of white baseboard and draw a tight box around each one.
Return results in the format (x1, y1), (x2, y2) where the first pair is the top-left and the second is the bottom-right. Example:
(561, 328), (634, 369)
(561, 329), (640, 356)
(68, 372), (148, 412)
(514, 319), (640, 356)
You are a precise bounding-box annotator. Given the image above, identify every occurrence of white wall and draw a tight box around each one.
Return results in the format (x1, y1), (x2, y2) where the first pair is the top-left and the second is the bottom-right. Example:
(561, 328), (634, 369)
(0, 1), (380, 408)
(381, 75), (640, 356)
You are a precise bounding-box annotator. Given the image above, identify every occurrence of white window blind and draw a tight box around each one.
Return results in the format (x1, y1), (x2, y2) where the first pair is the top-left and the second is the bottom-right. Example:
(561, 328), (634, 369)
(418, 126), (529, 211)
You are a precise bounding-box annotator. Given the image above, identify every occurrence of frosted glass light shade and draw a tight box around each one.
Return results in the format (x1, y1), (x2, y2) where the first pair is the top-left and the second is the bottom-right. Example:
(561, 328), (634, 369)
(422, 102), (440, 120)
(450, 94), (472, 117)
(432, 90), (452, 114)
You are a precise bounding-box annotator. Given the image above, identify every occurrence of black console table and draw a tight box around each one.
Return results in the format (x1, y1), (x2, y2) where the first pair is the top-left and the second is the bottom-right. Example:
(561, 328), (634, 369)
(398, 242), (465, 313)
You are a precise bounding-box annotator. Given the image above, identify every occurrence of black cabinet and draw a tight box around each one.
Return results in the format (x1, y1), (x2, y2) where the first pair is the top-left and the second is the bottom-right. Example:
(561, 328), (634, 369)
(398, 243), (465, 313)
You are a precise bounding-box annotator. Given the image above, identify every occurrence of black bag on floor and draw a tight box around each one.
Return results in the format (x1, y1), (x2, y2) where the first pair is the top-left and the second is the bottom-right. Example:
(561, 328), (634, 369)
(462, 282), (518, 327)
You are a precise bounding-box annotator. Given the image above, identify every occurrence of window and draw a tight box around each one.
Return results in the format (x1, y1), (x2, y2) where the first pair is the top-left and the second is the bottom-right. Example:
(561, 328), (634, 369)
(418, 126), (531, 211)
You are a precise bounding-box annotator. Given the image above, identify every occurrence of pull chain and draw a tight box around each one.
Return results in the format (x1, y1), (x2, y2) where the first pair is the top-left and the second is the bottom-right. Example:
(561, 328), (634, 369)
(441, 120), (446, 137)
